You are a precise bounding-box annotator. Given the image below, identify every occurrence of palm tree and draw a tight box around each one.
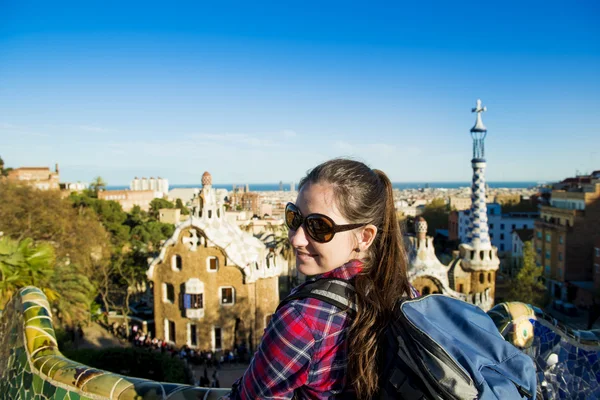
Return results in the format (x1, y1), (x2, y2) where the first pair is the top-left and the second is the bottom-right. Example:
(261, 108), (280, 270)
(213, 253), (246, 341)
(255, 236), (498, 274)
(90, 176), (107, 196)
(0, 237), (56, 306)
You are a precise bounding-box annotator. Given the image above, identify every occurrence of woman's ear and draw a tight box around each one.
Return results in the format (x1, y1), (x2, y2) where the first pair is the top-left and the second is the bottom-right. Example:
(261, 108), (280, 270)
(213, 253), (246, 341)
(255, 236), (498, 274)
(357, 224), (378, 252)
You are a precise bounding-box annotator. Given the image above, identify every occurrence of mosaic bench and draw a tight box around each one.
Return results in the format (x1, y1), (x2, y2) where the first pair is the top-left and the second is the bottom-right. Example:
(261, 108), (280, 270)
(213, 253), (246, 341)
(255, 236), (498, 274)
(2, 287), (600, 399)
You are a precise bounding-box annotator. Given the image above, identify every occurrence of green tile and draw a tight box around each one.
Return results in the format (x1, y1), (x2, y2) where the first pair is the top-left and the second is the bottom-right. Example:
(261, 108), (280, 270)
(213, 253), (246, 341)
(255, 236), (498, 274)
(42, 380), (57, 397)
(54, 387), (68, 400)
(23, 371), (33, 390)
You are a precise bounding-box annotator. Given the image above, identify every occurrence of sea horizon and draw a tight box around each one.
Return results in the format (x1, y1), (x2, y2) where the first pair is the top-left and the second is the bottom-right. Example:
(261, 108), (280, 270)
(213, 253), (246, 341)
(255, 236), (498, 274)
(105, 181), (543, 192)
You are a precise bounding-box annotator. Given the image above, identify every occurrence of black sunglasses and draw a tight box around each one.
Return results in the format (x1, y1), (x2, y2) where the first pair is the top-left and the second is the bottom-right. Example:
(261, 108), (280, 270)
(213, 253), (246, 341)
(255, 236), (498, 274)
(284, 202), (365, 243)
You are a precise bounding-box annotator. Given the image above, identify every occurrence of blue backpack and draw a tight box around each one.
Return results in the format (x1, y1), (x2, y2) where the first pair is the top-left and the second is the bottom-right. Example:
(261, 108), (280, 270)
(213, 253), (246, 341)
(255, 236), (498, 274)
(283, 278), (537, 400)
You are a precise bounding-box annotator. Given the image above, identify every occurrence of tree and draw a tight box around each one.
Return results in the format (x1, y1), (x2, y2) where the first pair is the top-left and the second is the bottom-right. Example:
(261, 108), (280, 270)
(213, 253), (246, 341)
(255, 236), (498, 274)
(0, 237), (55, 305)
(175, 198), (190, 215)
(419, 198), (449, 237)
(506, 241), (548, 307)
(149, 198), (175, 220)
(0, 181), (112, 278)
(89, 176), (107, 196)
(0, 236), (94, 324)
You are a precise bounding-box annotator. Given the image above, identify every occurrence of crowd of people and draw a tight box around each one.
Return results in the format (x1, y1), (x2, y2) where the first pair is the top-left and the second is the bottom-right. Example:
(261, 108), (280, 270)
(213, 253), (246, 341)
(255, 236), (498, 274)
(105, 319), (249, 388)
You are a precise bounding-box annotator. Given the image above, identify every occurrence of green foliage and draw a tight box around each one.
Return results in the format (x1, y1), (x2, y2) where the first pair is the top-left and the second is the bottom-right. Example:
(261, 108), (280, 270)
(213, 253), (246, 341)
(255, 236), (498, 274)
(0, 182), (112, 276)
(420, 198), (450, 236)
(63, 347), (193, 384)
(175, 198), (190, 215)
(149, 198), (175, 219)
(0, 236), (94, 324)
(506, 241), (548, 307)
(89, 176), (107, 196)
(70, 192), (130, 250)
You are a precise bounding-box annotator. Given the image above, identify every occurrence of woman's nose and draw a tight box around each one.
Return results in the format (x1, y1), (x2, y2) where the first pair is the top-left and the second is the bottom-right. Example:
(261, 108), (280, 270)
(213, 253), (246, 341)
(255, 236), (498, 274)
(289, 225), (309, 247)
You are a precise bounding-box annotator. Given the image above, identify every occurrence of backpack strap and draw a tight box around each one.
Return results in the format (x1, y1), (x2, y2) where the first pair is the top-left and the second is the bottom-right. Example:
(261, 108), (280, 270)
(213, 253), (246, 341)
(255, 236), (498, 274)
(276, 278), (357, 316)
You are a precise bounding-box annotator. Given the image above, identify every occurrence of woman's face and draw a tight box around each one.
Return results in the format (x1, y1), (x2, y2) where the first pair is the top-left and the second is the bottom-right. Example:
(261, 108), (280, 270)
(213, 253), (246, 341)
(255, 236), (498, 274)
(289, 182), (359, 276)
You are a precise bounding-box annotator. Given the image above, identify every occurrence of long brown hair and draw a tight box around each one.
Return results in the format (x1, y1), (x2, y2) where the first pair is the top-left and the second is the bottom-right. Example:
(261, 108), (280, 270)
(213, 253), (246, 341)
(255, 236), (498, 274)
(298, 158), (410, 398)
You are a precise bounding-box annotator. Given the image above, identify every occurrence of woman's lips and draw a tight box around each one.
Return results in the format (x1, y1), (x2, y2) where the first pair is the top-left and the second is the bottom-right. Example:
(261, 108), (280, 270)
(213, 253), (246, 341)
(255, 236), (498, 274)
(296, 251), (316, 261)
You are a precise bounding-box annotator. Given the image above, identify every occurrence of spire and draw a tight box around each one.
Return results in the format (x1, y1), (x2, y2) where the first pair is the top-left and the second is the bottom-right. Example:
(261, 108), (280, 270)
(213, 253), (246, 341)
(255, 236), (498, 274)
(470, 99), (488, 160)
(466, 99), (492, 249)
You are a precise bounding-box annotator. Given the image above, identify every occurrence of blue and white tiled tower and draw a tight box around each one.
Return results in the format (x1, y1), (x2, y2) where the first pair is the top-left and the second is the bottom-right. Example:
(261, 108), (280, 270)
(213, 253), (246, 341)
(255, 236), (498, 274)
(459, 99), (499, 310)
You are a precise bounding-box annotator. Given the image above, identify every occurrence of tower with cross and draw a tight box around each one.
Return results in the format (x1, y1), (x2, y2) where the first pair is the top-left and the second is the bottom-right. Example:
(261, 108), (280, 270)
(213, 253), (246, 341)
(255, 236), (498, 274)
(458, 99), (499, 310)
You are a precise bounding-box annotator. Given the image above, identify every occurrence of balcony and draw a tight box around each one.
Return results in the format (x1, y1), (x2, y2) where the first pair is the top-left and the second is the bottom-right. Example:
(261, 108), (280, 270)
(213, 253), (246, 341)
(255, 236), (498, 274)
(186, 308), (205, 319)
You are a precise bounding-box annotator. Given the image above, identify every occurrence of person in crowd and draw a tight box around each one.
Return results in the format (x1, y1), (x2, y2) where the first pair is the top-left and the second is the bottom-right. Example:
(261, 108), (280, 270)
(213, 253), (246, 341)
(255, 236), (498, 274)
(227, 158), (416, 399)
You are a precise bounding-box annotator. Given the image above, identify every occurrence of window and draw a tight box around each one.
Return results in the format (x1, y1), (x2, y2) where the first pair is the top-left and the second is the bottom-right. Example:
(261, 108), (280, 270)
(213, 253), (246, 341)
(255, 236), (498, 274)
(500, 224), (505, 230)
(479, 273), (484, 284)
(546, 233), (551, 243)
(166, 319), (176, 343)
(545, 251), (551, 260)
(500, 244), (505, 251)
(559, 236), (564, 245)
(207, 256), (219, 272)
(163, 283), (175, 303)
(596, 248), (600, 257)
(537, 231), (542, 239)
(558, 252), (563, 262)
(208, 210), (212, 218)
(595, 264), (600, 274)
(184, 293), (203, 309)
(500, 233), (505, 240)
(172, 254), (182, 271)
(189, 324), (198, 347)
(536, 247), (541, 255)
(220, 287), (235, 305)
(213, 327), (222, 351)
(488, 272), (492, 283)
(512, 224), (516, 230)
(558, 268), (563, 278)
(545, 266), (550, 276)
(489, 224), (494, 230)
(458, 284), (464, 293)
(513, 244), (517, 253)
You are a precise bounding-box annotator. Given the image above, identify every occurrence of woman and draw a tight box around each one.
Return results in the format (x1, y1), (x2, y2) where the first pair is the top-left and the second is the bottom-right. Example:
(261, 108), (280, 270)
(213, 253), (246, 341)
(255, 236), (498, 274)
(227, 158), (414, 399)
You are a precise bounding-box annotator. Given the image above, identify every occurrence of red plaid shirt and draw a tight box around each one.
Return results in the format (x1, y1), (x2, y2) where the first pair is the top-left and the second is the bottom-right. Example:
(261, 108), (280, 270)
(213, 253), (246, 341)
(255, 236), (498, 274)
(227, 260), (363, 400)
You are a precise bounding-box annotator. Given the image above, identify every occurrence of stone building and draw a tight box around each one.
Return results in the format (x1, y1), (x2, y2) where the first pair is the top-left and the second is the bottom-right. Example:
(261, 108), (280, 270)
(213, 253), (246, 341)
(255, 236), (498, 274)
(147, 172), (285, 352)
(535, 172), (600, 306)
(7, 164), (60, 190)
(98, 189), (158, 212)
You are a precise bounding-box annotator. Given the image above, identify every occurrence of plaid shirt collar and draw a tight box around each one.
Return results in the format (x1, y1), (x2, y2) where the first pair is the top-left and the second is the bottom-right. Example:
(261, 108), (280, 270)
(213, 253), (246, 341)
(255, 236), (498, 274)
(306, 259), (364, 282)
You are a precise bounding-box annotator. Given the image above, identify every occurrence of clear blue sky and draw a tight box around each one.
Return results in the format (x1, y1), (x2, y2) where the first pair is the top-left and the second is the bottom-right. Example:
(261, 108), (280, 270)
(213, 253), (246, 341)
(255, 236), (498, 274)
(1, 1), (598, 185)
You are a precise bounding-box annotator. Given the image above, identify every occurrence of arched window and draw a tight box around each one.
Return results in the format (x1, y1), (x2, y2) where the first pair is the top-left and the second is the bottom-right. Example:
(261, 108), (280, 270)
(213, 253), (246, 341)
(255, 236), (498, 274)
(488, 272), (492, 283)
(479, 273), (484, 284)
(172, 254), (182, 271)
(208, 210), (212, 218)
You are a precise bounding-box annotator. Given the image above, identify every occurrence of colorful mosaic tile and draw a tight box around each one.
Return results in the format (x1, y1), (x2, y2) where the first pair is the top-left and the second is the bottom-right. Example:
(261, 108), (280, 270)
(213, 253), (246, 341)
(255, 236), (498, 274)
(4, 286), (600, 399)
(0, 287), (229, 400)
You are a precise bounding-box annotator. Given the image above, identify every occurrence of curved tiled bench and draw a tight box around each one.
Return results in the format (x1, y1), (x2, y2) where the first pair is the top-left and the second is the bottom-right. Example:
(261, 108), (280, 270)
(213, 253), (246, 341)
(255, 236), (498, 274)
(0, 287), (230, 399)
(489, 302), (600, 399)
(3, 287), (600, 399)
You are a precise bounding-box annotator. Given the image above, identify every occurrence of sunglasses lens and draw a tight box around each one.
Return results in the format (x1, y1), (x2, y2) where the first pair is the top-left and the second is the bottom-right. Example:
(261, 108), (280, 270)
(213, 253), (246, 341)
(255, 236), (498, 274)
(285, 204), (302, 230)
(306, 215), (334, 243)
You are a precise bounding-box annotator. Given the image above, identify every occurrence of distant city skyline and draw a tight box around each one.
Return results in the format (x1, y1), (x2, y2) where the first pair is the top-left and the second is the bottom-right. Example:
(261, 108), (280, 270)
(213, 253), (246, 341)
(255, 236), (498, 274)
(1, 1), (598, 184)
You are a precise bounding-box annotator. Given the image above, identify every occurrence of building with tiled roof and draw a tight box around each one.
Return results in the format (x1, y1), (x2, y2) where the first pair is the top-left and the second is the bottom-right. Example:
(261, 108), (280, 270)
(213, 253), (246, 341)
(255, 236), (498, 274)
(147, 171), (286, 352)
